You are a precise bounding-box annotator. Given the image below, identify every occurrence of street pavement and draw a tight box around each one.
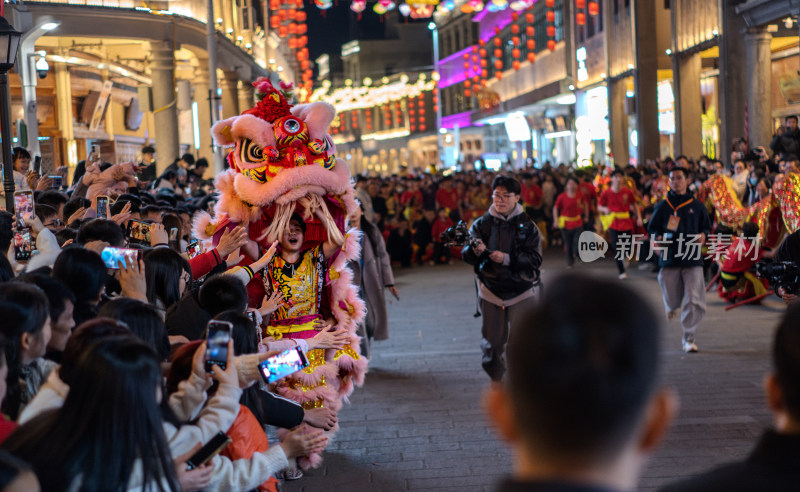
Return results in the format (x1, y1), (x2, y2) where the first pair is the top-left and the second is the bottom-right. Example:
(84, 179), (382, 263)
(284, 248), (785, 491)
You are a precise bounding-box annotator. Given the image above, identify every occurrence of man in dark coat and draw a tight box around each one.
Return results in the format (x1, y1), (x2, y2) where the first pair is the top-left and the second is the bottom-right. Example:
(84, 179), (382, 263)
(462, 175), (542, 381)
(770, 116), (800, 158)
(659, 302), (800, 492)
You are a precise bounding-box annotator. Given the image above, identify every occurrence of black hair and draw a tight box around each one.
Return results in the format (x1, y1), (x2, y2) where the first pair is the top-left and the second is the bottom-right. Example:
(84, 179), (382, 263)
(111, 197), (141, 216)
(507, 274), (660, 461)
(669, 166), (690, 178)
(63, 198), (91, 224)
(491, 175), (521, 194)
(195, 158), (209, 168)
(17, 274), (75, 334)
(610, 169), (624, 178)
(143, 248), (191, 309)
(0, 211), (12, 254)
(37, 190), (68, 212)
(140, 205), (162, 219)
(75, 219), (125, 247)
(289, 212), (307, 233)
(141, 145), (155, 155)
(786, 115), (798, 123)
(181, 153), (195, 166)
(11, 147), (30, 164)
(0, 284), (50, 420)
(565, 175), (580, 186)
(98, 298), (170, 361)
(0, 256), (13, 283)
(54, 228), (78, 248)
(199, 274), (248, 317)
(161, 170), (177, 183)
(58, 318), (131, 386)
(0, 450), (34, 489)
(741, 222), (759, 239)
(161, 213), (184, 252)
(52, 248), (107, 324)
(1, 336), (180, 492)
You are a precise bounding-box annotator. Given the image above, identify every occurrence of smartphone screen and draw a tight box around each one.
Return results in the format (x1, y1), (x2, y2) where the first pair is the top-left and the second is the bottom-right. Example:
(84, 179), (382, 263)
(258, 347), (310, 384)
(186, 240), (201, 259)
(205, 320), (232, 372)
(186, 432), (231, 470)
(100, 247), (139, 269)
(97, 196), (109, 220)
(14, 229), (33, 261)
(127, 219), (151, 245)
(169, 227), (178, 241)
(49, 175), (63, 189)
(13, 191), (34, 229)
(33, 156), (41, 174)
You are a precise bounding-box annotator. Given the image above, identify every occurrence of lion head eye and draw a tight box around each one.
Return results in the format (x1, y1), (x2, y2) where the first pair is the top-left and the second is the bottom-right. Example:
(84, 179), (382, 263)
(283, 118), (301, 134)
(241, 138), (265, 162)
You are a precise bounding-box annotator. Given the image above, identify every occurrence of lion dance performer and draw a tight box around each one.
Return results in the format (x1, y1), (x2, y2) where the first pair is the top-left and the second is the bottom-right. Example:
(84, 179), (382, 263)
(194, 78), (367, 469)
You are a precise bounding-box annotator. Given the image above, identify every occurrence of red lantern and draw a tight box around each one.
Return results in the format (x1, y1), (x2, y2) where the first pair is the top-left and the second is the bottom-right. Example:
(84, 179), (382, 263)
(480, 59), (487, 68)
(479, 48), (487, 57)
(527, 52), (536, 63)
(494, 59), (503, 69)
(481, 69), (488, 78)
(270, 15), (280, 28)
(511, 24), (520, 34)
(545, 0), (554, 6)
(526, 26), (534, 36)
(288, 23), (297, 35)
(472, 55), (479, 63)
(297, 24), (307, 35)
(512, 61), (520, 70)
(512, 48), (521, 58)
(527, 39), (535, 50)
(512, 36), (520, 45)
(546, 11), (555, 22)
(269, 0), (279, 9)
(465, 80), (472, 88)
(547, 25), (556, 37)
(463, 53), (469, 60)
(548, 40), (556, 51)
(576, 0), (585, 8)
(494, 49), (502, 58)
(525, 12), (534, 23)
(288, 38), (297, 49)
(288, 9), (297, 20)
(494, 26), (500, 34)
(472, 75), (480, 83)
(301, 60), (310, 70)
(410, 125), (416, 132)
(465, 90), (471, 98)
(278, 25), (288, 37)
(472, 45), (478, 52)
(420, 125), (426, 132)
(278, 9), (287, 19)
(576, 12), (586, 25)
(493, 37), (501, 47)
(588, 1), (599, 16)
(496, 71), (503, 80)
(479, 39), (485, 46)
(511, 12), (519, 21)
(464, 62), (470, 69)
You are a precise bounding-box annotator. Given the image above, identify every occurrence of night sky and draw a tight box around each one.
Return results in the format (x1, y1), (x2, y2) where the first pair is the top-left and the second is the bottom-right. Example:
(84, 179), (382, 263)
(304, 1), (426, 67)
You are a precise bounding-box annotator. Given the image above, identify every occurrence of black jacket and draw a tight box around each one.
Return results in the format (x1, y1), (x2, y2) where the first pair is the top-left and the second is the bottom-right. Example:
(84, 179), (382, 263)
(462, 205), (542, 300)
(770, 129), (800, 157)
(659, 430), (800, 492)
(647, 190), (712, 268)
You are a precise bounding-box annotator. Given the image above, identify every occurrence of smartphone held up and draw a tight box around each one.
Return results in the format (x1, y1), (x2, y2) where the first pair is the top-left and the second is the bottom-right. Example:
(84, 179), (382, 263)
(205, 320), (232, 373)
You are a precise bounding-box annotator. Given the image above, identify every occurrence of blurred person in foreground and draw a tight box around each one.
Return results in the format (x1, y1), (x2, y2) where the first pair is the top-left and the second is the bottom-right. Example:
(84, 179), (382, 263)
(485, 273), (677, 492)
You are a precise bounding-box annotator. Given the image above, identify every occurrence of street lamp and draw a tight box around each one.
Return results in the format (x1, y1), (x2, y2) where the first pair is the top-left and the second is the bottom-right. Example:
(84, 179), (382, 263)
(0, 16), (21, 211)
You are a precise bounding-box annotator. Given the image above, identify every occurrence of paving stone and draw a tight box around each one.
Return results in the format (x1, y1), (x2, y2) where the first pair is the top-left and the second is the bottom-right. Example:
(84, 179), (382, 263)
(284, 250), (783, 491)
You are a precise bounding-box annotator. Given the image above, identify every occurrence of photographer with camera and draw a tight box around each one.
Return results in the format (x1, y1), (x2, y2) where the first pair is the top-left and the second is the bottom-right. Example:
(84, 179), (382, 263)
(767, 227), (800, 304)
(462, 176), (542, 382)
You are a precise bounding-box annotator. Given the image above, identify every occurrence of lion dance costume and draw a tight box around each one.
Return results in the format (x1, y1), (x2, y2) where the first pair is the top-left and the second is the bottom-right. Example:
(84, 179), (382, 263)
(193, 78), (367, 468)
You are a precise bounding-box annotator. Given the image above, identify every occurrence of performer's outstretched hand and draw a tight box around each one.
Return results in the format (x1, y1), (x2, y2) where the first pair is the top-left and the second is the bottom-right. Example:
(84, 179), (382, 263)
(307, 327), (349, 350)
(259, 289), (287, 316)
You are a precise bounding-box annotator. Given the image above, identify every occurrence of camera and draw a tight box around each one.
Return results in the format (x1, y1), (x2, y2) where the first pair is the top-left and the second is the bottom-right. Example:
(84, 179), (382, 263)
(440, 220), (479, 248)
(756, 261), (800, 295)
(35, 55), (49, 80)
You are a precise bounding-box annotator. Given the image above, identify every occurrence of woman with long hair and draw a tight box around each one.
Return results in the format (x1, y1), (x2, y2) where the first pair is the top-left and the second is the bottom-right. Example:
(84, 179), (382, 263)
(143, 248), (192, 319)
(0, 284), (51, 421)
(1, 336), (180, 492)
(52, 248), (107, 326)
(98, 298), (170, 361)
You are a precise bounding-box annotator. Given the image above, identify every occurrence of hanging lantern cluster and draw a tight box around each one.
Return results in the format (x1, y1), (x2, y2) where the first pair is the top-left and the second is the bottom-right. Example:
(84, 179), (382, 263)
(351, 111), (358, 130)
(471, 45), (480, 88)
(365, 107), (373, 132)
(588, 1), (599, 16)
(462, 51), (472, 98)
(478, 39), (488, 86)
(493, 25), (503, 80)
(269, 0), (312, 94)
(545, 0), (556, 51)
(417, 93), (426, 132)
(395, 101), (403, 126)
(409, 98), (416, 132)
(525, 9), (536, 63)
(575, 0), (586, 26)
(510, 12), (521, 70)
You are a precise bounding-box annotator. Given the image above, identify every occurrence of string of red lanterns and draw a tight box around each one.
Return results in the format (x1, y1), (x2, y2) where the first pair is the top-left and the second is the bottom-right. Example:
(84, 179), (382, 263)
(526, 9), (536, 63)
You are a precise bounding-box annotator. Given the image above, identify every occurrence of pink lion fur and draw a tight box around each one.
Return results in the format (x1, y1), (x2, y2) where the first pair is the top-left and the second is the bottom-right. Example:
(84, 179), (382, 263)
(291, 102), (336, 145)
